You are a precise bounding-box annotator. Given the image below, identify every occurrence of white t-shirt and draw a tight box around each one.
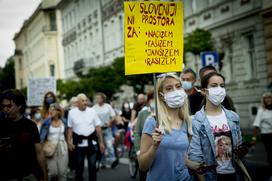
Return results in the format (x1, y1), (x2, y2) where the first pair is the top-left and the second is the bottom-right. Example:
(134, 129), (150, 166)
(253, 108), (272, 134)
(207, 111), (235, 174)
(92, 103), (115, 126)
(68, 107), (102, 146)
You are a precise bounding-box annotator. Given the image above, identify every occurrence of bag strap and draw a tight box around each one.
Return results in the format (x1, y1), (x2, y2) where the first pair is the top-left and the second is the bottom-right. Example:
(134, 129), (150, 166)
(234, 158), (252, 181)
(55, 123), (63, 149)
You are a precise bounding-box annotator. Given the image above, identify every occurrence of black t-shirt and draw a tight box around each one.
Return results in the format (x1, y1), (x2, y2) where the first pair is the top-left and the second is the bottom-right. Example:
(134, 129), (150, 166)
(121, 110), (131, 121)
(0, 116), (40, 179)
(188, 91), (204, 115)
(132, 103), (145, 118)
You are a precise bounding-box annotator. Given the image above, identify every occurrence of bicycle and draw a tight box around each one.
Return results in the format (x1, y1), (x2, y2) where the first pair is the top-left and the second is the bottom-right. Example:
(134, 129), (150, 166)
(124, 125), (139, 179)
(128, 142), (139, 179)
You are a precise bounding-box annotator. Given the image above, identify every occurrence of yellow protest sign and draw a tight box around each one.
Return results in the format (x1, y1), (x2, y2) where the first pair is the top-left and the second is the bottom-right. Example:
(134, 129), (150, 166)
(124, 1), (183, 75)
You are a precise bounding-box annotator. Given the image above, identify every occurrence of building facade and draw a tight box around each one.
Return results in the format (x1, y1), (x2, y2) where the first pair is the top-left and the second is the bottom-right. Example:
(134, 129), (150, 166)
(184, 0), (269, 128)
(13, 0), (64, 89)
(261, 0), (272, 91)
(56, 0), (270, 128)
(57, 0), (124, 79)
(102, 0), (124, 65)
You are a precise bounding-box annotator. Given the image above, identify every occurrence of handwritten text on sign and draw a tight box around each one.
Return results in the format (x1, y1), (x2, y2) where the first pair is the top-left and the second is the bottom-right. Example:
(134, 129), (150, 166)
(124, 2), (183, 75)
(27, 78), (56, 106)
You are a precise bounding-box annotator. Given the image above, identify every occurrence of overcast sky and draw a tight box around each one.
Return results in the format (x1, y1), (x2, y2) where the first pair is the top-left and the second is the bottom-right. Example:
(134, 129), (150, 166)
(0, 0), (41, 67)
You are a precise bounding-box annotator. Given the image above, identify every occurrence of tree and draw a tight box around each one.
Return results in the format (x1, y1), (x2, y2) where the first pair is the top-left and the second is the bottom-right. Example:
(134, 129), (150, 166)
(184, 28), (214, 71)
(87, 57), (153, 99)
(0, 57), (15, 92)
(57, 57), (153, 101)
(185, 28), (214, 55)
(184, 28), (225, 70)
(111, 57), (153, 93)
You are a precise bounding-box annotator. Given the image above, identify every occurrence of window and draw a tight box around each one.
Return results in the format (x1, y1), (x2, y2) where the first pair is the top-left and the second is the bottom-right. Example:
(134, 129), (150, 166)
(96, 55), (100, 60)
(192, 0), (197, 13)
(209, 0), (213, 5)
(221, 39), (234, 82)
(221, 6), (230, 14)
(245, 34), (256, 79)
(19, 58), (22, 70)
(49, 11), (57, 31)
(20, 78), (23, 89)
(50, 64), (55, 77)
(88, 14), (92, 23)
(78, 23), (81, 30)
(94, 10), (98, 18)
(241, 0), (250, 5)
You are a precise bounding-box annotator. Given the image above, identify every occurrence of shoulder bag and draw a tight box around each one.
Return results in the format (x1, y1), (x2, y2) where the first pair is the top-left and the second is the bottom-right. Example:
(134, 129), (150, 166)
(43, 124), (62, 158)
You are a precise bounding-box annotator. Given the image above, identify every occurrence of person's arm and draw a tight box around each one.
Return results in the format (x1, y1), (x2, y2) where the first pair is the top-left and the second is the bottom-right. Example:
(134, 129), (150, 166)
(66, 111), (75, 151)
(93, 110), (105, 153)
(138, 127), (162, 171)
(95, 126), (105, 154)
(131, 109), (137, 123)
(232, 111), (250, 158)
(35, 143), (48, 181)
(252, 127), (260, 144)
(252, 109), (262, 144)
(187, 121), (206, 180)
(107, 105), (117, 126)
(134, 112), (143, 153)
(67, 127), (75, 151)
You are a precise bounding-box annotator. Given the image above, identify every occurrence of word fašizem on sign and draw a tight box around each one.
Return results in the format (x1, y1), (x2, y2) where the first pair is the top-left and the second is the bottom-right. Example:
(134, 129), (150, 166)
(124, 1), (184, 75)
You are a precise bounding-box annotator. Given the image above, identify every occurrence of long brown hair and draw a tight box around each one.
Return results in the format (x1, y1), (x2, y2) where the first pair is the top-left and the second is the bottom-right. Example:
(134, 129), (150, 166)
(41, 91), (57, 119)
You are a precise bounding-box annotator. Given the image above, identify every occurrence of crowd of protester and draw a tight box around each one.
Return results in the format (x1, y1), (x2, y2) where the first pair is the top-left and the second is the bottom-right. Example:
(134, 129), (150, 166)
(0, 65), (271, 181)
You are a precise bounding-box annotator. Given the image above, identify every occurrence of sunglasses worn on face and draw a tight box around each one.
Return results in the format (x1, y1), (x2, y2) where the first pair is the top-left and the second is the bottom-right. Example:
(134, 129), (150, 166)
(1, 104), (13, 109)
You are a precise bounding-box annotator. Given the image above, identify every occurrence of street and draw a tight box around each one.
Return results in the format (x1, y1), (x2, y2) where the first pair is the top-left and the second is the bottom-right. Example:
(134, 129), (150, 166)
(97, 162), (138, 181)
(79, 143), (272, 181)
(80, 158), (139, 181)
(244, 142), (271, 181)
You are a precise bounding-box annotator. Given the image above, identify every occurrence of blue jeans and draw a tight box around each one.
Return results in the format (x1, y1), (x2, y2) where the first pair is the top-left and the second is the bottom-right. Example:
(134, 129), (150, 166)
(75, 146), (97, 181)
(101, 128), (116, 165)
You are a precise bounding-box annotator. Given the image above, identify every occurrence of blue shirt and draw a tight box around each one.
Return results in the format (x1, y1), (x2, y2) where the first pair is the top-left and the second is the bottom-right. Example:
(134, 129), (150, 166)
(143, 117), (192, 181)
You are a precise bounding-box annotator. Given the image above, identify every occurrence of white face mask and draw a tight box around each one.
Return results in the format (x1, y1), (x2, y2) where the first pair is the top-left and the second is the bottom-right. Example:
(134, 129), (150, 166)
(207, 87), (226, 106)
(163, 89), (187, 108)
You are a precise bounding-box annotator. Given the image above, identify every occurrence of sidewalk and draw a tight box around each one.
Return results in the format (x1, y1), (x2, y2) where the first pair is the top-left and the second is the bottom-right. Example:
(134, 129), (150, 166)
(243, 142), (271, 181)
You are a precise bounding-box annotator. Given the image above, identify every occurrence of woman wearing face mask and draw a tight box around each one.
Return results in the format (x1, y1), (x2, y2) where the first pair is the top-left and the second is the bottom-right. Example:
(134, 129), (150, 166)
(120, 101), (132, 129)
(252, 92), (272, 172)
(40, 103), (68, 181)
(31, 108), (43, 132)
(41, 91), (57, 119)
(138, 73), (193, 181)
(187, 72), (248, 181)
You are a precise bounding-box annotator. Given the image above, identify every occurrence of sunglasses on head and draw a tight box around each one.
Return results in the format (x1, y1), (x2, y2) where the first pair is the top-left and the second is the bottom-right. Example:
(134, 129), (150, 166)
(156, 72), (177, 79)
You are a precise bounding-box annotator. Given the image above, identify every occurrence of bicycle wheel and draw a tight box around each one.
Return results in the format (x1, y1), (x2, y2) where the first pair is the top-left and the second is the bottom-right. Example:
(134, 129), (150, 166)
(128, 156), (138, 179)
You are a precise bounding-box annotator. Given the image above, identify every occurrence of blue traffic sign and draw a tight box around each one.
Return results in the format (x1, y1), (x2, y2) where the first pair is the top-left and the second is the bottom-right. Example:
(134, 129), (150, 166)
(201, 52), (219, 68)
